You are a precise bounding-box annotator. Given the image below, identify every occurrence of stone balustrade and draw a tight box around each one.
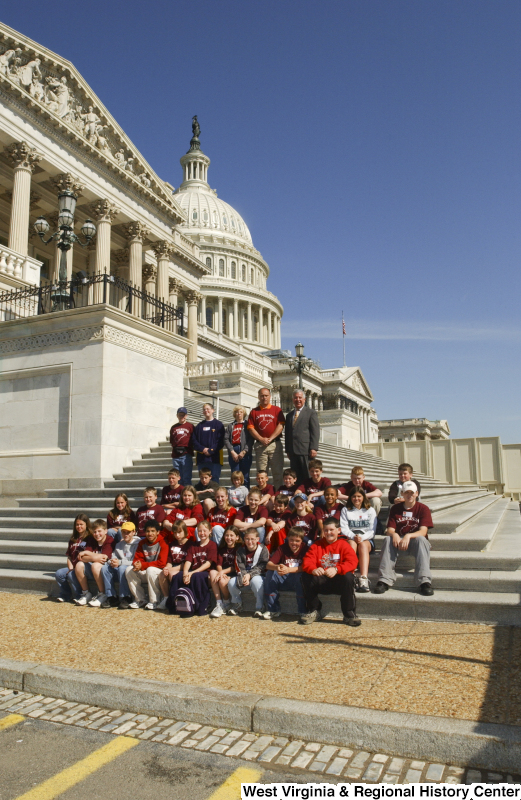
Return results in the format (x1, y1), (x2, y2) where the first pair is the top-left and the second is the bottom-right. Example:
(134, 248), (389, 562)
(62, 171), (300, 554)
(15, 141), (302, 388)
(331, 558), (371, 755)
(185, 354), (270, 383)
(0, 244), (42, 286)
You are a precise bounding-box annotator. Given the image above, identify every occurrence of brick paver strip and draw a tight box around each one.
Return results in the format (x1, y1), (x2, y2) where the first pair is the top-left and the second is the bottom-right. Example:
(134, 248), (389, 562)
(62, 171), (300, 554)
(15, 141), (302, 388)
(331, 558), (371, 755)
(426, 764), (445, 781)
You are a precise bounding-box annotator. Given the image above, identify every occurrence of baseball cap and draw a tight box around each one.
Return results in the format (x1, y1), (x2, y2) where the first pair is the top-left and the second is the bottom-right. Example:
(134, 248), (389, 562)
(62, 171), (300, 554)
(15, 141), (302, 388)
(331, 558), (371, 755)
(293, 492), (307, 501)
(177, 407), (188, 415)
(401, 481), (417, 493)
(121, 521), (136, 533)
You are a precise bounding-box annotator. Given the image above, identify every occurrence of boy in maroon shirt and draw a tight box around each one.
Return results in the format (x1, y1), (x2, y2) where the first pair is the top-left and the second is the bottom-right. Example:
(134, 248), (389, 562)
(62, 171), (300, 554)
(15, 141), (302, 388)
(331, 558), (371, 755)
(276, 469), (298, 499)
(338, 467), (383, 515)
(161, 469), (184, 510)
(297, 459), (331, 507)
(255, 470), (276, 510)
(169, 407), (194, 487)
(315, 486), (343, 536)
(136, 487), (167, 537)
(74, 519), (114, 606)
(127, 520), (169, 609)
(234, 487), (269, 543)
(266, 493), (291, 552)
(375, 481), (434, 596)
(264, 526), (308, 619)
(285, 493), (317, 543)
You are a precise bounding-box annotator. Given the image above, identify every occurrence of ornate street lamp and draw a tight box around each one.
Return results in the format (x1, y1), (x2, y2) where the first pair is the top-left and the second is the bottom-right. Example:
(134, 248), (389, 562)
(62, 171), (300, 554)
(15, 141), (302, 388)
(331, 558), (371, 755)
(34, 190), (96, 309)
(287, 341), (315, 390)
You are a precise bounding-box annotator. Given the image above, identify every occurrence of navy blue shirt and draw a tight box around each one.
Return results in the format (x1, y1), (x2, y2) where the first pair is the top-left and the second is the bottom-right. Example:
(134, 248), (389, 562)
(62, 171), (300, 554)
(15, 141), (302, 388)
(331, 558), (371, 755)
(192, 419), (225, 464)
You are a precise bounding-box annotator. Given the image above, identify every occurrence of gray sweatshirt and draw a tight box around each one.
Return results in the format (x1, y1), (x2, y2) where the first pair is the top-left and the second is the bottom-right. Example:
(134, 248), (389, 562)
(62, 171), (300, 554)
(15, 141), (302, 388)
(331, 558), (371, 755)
(113, 536), (140, 566)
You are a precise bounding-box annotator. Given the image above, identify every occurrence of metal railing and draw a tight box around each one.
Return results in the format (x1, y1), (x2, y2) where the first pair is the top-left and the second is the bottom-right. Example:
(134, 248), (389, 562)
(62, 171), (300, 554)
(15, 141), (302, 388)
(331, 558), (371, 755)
(0, 273), (185, 334)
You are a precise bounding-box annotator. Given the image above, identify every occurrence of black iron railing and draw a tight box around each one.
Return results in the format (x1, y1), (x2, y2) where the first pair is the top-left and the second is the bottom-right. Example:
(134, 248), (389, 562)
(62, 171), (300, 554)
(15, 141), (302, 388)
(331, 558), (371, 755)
(0, 273), (185, 335)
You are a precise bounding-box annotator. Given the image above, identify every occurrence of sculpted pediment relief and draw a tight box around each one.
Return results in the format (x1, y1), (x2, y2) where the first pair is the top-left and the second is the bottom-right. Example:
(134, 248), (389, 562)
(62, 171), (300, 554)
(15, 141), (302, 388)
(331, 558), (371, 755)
(347, 368), (372, 399)
(0, 24), (181, 219)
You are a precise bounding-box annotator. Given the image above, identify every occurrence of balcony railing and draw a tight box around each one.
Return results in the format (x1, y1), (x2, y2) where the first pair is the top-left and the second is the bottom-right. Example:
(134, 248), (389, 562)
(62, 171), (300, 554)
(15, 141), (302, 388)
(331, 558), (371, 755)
(0, 244), (42, 286)
(0, 273), (185, 334)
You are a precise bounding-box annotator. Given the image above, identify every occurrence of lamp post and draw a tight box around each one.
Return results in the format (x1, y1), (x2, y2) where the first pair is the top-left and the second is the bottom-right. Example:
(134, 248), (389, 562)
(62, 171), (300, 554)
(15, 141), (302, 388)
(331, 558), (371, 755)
(287, 341), (314, 391)
(34, 190), (96, 310)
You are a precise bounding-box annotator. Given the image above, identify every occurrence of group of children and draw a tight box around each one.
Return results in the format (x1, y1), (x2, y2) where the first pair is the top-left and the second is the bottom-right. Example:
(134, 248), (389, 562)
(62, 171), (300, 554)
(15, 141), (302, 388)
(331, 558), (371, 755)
(54, 461), (433, 623)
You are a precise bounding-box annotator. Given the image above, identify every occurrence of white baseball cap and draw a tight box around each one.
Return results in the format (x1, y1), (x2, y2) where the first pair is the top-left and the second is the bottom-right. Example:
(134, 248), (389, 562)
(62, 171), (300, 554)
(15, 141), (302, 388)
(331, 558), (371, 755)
(402, 481), (417, 493)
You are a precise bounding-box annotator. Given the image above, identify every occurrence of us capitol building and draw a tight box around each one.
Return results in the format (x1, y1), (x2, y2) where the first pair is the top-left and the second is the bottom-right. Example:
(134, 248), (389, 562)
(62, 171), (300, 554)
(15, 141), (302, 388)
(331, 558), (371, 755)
(0, 21), (378, 493)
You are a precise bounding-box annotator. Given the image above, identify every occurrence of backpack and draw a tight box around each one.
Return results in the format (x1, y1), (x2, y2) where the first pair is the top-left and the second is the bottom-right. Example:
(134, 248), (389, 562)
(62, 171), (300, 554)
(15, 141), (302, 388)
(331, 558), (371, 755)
(174, 587), (196, 616)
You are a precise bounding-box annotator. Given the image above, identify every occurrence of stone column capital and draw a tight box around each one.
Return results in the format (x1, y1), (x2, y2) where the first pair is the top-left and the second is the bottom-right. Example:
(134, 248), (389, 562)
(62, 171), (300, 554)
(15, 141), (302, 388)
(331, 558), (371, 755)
(5, 141), (42, 172)
(112, 247), (130, 266)
(124, 221), (150, 243)
(169, 277), (183, 293)
(151, 239), (173, 260)
(142, 264), (157, 282)
(185, 290), (203, 306)
(50, 172), (85, 198)
(89, 198), (120, 223)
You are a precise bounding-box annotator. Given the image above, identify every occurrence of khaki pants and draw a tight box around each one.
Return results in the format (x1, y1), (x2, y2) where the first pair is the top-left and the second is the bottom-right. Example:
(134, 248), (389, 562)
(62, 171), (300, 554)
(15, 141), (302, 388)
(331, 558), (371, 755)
(370, 497), (382, 515)
(254, 439), (284, 489)
(126, 566), (162, 603)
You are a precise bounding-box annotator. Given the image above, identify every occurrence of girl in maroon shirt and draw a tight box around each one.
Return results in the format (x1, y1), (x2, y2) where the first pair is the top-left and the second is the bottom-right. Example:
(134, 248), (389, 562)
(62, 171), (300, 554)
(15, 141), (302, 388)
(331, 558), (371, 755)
(164, 486), (204, 540)
(207, 488), (237, 545)
(107, 493), (137, 542)
(209, 526), (243, 618)
(315, 487), (343, 536)
(54, 513), (91, 602)
(168, 520), (217, 616)
(158, 521), (190, 609)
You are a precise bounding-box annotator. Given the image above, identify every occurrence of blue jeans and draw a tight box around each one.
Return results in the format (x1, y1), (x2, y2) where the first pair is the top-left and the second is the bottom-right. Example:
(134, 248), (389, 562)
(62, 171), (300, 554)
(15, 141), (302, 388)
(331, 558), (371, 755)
(228, 446), (252, 488)
(265, 571), (306, 614)
(55, 567), (81, 601)
(229, 574), (264, 610)
(211, 525), (226, 546)
(101, 562), (131, 597)
(172, 454), (193, 487)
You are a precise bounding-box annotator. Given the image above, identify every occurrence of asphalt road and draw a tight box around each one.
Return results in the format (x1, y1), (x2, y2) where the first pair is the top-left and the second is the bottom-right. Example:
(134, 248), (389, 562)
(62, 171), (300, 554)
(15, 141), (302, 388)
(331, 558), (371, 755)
(0, 715), (326, 800)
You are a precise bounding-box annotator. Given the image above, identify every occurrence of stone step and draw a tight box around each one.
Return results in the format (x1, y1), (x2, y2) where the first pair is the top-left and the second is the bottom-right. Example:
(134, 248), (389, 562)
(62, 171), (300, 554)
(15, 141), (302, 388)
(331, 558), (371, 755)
(0, 568), (56, 592)
(0, 540), (65, 556)
(427, 492), (501, 534)
(0, 507), (109, 519)
(0, 528), (71, 541)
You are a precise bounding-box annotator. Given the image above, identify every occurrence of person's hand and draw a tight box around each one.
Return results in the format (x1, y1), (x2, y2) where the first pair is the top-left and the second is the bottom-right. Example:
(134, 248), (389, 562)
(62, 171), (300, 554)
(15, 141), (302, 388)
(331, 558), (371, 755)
(391, 533), (401, 549)
(99, 554), (108, 564)
(399, 535), (411, 551)
(394, 495), (404, 504)
(325, 567), (337, 578)
(312, 567), (325, 576)
(242, 573), (250, 586)
(265, 531), (272, 544)
(183, 573), (191, 584)
(277, 564), (289, 575)
(309, 450), (318, 459)
(109, 558), (119, 567)
(220, 573), (229, 585)
(232, 451), (239, 462)
(163, 567), (170, 576)
(261, 436), (270, 447)
(354, 535), (362, 544)
(202, 447), (210, 455)
(133, 560), (142, 572)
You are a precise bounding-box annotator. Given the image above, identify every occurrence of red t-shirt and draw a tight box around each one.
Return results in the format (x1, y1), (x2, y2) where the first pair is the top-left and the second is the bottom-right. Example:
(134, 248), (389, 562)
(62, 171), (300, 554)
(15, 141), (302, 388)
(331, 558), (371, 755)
(297, 477), (332, 495)
(235, 505), (269, 524)
(161, 484), (184, 505)
(276, 484), (297, 497)
(387, 501), (434, 537)
(170, 421), (194, 456)
(270, 540), (308, 569)
(136, 504), (167, 537)
(208, 507), (237, 528)
(247, 405), (285, 440)
(107, 509), (137, 530)
(218, 546), (238, 572)
(65, 539), (87, 567)
(340, 480), (377, 495)
(84, 534), (114, 558)
(231, 422), (244, 446)
(257, 483), (275, 498)
(315, 503), (343, 522)
(286, 511), (317, 541)
(186, 541), (218, 571)
(166, 504), (204, 540)
(167, 540), (190, 566)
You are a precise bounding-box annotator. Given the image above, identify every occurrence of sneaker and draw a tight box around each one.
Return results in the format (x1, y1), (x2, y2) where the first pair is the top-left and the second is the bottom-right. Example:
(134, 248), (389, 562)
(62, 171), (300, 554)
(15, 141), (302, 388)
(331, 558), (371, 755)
(253, 609), (264, 618)
(128, 600), (146, 609)
(262, 610), (281, 620)
(56, 597), (65, 603)
(118, 596), (130, 610)
(74, 591), (92, 606)
(343, 615), (362, 627)
(373, 582), (389, 594)
(157, 597), (168, 611)
(88, 593), (108, 608)
(227, 603), (242, 616)
(299, 609), (321, 625)
(210, 601), (225, 619)
(357, 576), (371, 593)
(145, 602), (157, 610)
(100, 597), (112, 609)
(419, 582), (434, 596)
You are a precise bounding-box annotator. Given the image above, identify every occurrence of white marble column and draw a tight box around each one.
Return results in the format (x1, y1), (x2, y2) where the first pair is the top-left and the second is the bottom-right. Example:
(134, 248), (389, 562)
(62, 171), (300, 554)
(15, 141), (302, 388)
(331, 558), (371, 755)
(124, 221), (149, 289)
(186, 291), (202, 361)
(269, 311), (274, 348)
(89, 199), (119, 303)
(228, 305), (234, 337)
(200, 295), (206, 325)
(6, 141), (42, 256)
(234, 299), (239, 339)
(152, 240), (172, 302)
(217, 296), (223, 334)
(275, 316), (281, 348)
(143, 265), (157, 296)
(247, 301), (252, 341)
(168, 277), (182, 333)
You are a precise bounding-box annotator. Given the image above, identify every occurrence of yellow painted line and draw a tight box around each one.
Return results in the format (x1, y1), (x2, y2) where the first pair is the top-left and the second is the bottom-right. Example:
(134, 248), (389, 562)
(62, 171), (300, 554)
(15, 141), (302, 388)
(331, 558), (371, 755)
(0, 713), (25, 730)
(206, 766), (263, 800)
(12, 735), (139, 800)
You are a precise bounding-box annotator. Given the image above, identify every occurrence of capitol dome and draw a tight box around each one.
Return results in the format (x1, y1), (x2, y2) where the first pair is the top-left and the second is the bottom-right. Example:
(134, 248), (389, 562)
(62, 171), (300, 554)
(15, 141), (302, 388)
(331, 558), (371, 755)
(174, 187), (253, 244)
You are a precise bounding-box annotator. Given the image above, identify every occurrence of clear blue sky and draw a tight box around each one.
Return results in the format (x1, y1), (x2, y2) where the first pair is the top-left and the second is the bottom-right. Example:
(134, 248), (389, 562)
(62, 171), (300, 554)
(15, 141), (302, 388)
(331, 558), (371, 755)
(4, 1), (521, 441)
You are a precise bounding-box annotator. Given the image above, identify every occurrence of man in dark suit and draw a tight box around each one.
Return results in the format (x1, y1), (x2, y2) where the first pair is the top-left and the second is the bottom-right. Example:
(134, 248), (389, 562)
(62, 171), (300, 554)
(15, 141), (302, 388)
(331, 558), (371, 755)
(285, 389), (320, 486)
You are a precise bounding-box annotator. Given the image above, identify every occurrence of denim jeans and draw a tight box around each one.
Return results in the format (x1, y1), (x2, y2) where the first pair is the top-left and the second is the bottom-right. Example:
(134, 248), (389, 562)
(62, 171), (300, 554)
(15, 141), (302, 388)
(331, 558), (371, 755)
(211, 524), (225, 546)
(54, 567), (82, 601)
(265, 570), (306, 614)
(228, 445), (252, 488)
(172, 454), (193, 487)
(101, 562), (131, 597)
(228, 574), (264, 610)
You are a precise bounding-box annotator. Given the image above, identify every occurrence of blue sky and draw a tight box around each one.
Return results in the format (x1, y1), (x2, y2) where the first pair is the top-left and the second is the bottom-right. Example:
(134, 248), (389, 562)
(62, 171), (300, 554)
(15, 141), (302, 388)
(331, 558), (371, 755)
(4, 1), (521, 441)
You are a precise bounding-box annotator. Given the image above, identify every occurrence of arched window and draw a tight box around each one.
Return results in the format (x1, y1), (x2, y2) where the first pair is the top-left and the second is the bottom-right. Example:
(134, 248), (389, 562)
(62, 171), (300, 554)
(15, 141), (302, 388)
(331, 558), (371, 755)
(243, 313), (248, 339)
(213, 211), (218, 226)
(206, 307), (214, 328)
(205, 257), (212, 270)
(222, 309), (227, 335)
(203, 210), (209, 223)
(241, 264), (246, 282)
(253, 315), (258, 341)
(231, 261), (236, 279)
(231, 217), (236, 229)
(250, 268), (254, 284)
(219, 258), (225, 277)
(192, 209), (198, 221)
(223, 215), (227, 226)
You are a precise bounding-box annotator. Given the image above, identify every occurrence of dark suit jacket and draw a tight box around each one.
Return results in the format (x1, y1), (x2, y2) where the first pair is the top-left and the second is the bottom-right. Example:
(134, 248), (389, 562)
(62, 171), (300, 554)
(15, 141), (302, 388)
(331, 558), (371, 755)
(285, 407), (320, 457)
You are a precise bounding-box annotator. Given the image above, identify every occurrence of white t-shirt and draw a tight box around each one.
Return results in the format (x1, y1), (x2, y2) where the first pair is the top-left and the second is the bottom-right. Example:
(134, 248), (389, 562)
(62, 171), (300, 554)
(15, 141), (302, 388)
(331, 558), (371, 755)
(339, 507), (377, 541)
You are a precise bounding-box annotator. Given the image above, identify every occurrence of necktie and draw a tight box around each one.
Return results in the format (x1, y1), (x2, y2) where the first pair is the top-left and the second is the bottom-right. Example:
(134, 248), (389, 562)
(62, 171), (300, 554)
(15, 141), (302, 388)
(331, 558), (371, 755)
(293, 409), (300, 426)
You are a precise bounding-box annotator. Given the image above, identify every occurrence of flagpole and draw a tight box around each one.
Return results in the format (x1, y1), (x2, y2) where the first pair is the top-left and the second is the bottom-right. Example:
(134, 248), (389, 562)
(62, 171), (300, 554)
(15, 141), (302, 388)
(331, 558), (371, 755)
(342, 311), (346, 367)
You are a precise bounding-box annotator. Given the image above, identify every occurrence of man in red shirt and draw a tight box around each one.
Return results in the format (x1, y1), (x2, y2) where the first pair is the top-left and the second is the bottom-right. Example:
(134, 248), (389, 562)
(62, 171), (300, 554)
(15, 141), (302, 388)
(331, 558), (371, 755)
(169, 407), (194, 487)
(247, 387), (285, 490)
(136, 487), (167, 537)
(338, 467), (383, 515)
(300, 517), (360, 626)
(374, 481), (434, 596)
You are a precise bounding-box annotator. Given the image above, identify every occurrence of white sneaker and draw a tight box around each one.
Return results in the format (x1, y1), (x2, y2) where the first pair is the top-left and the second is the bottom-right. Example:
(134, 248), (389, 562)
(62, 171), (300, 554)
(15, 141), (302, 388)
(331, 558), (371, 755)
(88, 592), (108, 607)
(56, 597), (65, 603)
(145, 602), (157, 610)
(227, 603), (242, 616)
(157, 597), (168, 610)
(357, 576), (370, 593)
(128, 600), (146, 609)
(74, 591), (92, 606)
(253, 609), (264, 618)
(262, 610), (281, 620)
(210, 601), (225, 618)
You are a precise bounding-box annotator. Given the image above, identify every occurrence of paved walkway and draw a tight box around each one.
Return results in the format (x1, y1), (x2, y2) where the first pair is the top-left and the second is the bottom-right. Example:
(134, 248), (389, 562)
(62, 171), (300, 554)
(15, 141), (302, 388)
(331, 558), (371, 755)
(1, 591), (519, 725)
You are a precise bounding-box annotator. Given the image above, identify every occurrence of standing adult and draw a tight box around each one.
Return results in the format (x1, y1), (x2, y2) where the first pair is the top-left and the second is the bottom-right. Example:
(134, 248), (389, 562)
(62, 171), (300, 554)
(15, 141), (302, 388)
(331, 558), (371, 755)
(284, 389), (320, 487)
(247, 388), (285, 490)
(192, 403), (225, 483)
(224, 405), (252, 488)
(169, 407), (194, 487)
